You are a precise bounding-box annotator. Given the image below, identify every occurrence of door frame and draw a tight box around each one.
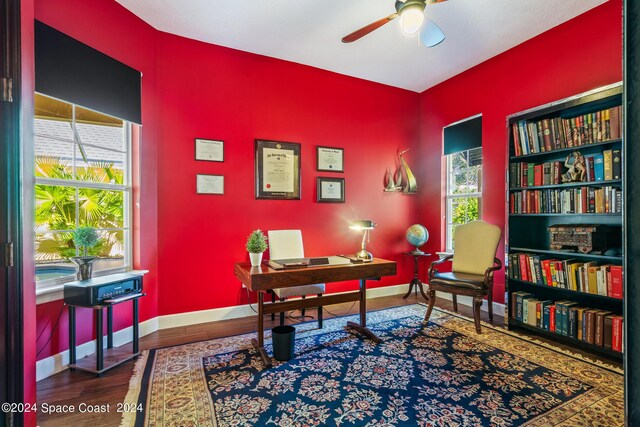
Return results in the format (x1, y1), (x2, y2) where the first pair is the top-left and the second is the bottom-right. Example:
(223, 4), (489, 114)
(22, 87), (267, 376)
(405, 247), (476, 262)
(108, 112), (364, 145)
(1, 0), (24, 425)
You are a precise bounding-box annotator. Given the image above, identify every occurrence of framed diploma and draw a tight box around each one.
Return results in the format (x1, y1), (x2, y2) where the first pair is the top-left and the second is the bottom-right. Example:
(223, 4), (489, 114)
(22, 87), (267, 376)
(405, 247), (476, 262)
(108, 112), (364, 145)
(317, 177), (345, 203)
(255, 139), (301, 200)
(195, 138), (224, 162)
(316, 146), (344, 172)
(196, 174), (224, 195)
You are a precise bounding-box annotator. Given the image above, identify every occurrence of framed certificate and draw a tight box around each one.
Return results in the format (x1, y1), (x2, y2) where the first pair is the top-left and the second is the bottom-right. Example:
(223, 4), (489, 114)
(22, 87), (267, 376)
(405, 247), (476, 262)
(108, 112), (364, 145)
(316, 146), (344, 172)
(196, 174), (224, 195)
(255, 139), (301, 200)
(317, 177), (345, 203)
(195, 138), (224, 162)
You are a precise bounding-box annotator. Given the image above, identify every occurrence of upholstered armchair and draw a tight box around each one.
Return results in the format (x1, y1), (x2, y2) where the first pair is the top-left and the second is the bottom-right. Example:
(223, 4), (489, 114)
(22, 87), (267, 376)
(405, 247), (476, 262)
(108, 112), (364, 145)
(424, 220), (502, 333)
(268, 230), (325, 328)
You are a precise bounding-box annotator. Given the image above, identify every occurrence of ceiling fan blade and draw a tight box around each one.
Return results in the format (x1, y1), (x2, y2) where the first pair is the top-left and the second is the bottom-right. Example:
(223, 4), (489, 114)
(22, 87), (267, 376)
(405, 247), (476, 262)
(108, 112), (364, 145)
(342, 13), (398, 43)
(420, 17), (445, 47)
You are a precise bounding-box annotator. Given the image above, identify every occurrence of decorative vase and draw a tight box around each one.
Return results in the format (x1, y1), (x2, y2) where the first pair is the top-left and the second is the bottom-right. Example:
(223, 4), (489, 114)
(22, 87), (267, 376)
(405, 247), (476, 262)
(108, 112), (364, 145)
(70, 256), (97, 281)
(249, 252), (263, 267)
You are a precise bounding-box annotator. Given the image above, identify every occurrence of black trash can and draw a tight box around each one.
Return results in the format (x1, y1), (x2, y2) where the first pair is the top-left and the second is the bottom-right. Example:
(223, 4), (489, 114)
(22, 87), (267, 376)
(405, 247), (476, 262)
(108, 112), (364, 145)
(272, 325), (296, 361)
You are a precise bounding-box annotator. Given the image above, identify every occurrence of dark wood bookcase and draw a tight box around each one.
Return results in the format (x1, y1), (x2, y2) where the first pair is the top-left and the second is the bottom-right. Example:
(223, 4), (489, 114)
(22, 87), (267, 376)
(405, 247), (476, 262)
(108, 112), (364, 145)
(505, 83), (623, 360)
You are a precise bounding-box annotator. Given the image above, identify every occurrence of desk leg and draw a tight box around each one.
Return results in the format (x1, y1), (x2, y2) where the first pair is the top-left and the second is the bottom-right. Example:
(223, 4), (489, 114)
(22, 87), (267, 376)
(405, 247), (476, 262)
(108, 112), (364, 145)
(251, 291), (272, 368)
(133, 298), (139, 354)
(346, 279), (381, 343)
(69, 306), (76, 368)
(96, 308), (104, 373)
(107, 306), (113, 349)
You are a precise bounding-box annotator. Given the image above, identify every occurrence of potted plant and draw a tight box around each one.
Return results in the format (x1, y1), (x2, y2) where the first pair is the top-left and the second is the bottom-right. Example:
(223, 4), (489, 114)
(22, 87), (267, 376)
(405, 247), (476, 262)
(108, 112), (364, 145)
(70, 226), (101, 280)
(246, 229), (268, 267)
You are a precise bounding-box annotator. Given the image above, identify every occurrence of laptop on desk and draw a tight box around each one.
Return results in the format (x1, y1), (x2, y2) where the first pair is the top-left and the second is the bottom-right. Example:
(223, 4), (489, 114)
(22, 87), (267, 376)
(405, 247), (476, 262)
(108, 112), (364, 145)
(268, 256), (352, 270)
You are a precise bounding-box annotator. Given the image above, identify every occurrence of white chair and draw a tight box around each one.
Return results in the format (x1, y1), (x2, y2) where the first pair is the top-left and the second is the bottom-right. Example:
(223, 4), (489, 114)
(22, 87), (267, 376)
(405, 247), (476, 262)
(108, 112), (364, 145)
(268, 230), (325, 327)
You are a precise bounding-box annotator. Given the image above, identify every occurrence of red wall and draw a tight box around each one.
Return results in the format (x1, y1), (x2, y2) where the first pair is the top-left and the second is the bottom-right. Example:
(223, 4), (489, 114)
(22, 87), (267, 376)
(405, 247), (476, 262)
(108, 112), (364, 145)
(34, 0), (160, 359)
(33, 0), (420, 359)
(155, 33), (420, 315)
(417, 0), (623, 304)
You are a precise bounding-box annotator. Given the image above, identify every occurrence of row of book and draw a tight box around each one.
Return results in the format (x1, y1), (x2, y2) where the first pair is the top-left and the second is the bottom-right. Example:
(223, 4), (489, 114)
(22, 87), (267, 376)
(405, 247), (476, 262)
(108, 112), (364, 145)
(509, 186), (622, 214)
(508, 253), (623, 298)
(509, 149), (621, 188)
(511, 106), (622, 156)
(511, 293), (623, 352)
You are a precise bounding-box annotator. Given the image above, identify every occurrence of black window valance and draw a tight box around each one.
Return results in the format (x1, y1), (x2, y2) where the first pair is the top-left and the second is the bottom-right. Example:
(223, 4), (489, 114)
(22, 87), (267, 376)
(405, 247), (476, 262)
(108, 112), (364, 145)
(35, 20), (141, 124)
(443, 115), (482, 155)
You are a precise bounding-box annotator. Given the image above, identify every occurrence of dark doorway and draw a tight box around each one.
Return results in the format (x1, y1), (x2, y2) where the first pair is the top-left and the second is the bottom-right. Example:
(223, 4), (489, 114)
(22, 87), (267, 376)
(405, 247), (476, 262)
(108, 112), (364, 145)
(1, 0), (24, 425)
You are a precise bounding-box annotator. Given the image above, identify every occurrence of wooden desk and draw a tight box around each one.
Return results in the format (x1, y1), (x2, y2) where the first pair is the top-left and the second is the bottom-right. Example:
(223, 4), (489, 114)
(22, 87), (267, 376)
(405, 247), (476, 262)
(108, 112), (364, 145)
(234, 258), (396, 367)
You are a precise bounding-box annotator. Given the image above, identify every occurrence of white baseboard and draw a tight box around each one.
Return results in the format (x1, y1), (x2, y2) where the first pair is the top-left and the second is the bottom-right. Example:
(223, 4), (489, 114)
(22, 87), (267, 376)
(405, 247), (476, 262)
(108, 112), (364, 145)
(158, 303), (258, 330)
(36, 283), (502, 381)
(435, 292), (506, 317)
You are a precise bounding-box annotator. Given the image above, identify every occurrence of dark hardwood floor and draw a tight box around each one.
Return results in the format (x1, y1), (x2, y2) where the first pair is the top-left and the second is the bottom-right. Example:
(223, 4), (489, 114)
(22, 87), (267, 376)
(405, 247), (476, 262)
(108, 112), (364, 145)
(35, 293), (620, 426)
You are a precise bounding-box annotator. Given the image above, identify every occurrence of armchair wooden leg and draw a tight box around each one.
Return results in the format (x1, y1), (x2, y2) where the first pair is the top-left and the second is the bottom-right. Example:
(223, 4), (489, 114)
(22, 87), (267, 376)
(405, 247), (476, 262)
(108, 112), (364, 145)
(280, 298), (285, 326)
(424, 289), (436, 324)
(452, 294), (458, 312)
(317, 294), (323, 328)
(488, 292), (494, 322)
(473, 296), (483, 334)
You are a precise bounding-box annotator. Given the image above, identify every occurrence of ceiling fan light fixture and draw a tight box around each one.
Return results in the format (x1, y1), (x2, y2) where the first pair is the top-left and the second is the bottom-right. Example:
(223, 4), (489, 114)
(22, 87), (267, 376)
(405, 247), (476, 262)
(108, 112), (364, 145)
(399, 2), (425, 35)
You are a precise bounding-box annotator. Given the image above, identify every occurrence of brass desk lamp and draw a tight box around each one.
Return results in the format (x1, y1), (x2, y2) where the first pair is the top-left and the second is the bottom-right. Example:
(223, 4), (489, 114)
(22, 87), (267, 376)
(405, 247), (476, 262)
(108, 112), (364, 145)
(350, 220), (376, 262)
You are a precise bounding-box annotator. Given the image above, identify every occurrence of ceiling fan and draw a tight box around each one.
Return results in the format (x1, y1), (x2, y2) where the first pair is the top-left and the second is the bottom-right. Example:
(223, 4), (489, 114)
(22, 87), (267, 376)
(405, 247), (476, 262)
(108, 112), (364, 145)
(342, 0), (447, 47)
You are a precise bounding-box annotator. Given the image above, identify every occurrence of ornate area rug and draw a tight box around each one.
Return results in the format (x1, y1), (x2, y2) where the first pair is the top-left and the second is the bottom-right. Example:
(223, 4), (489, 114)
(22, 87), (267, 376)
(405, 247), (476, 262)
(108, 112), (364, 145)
(121, 304), (623, 426)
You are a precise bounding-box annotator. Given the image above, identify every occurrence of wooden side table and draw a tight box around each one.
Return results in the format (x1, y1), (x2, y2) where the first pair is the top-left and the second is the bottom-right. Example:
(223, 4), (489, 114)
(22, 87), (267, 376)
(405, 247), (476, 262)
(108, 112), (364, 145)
(402, 252), (431, 300)
(65, 273), (146, 376)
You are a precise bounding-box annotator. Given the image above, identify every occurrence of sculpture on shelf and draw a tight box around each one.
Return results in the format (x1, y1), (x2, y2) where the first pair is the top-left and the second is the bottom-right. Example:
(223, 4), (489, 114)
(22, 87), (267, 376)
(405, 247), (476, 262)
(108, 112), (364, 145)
(562, 151), (586, 183)
(384, 148), (418, 194)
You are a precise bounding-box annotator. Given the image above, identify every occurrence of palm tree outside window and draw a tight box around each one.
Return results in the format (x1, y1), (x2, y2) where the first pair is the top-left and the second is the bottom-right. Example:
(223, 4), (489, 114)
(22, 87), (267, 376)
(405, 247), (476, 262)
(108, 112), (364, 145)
(34, 93), (132, 287)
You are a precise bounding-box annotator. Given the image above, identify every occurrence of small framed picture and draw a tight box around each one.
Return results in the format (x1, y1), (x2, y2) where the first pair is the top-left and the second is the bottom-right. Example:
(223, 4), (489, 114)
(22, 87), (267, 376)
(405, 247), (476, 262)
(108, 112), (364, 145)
(316, 146), (344, 172)
(317, 177), (345, 203)
(195, 138), (224, 162)
(196, 174), (224, 195)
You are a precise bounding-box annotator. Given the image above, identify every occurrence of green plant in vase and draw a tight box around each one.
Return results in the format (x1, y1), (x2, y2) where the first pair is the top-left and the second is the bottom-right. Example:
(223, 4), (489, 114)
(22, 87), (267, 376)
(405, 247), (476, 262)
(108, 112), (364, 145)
(70, 226), (101, 280)
(246, 229), (268, 267)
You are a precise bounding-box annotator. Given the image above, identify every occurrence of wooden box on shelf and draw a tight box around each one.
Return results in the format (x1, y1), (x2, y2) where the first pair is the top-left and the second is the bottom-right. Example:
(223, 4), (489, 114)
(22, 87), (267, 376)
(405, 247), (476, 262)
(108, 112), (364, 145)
(548, 224), (609, 253)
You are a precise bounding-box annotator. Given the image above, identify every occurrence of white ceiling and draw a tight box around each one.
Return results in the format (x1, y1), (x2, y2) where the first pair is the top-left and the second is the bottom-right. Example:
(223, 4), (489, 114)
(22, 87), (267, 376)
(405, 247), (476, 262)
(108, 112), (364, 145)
(117, 0), (607, 93)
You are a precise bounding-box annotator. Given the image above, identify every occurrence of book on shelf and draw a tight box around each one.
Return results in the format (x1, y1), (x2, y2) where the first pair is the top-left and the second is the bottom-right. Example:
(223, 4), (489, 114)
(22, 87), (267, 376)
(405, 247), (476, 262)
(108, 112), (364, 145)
(593, 154), (604, 181)
(612, 149), (621, 179)
(595, 310), (612, 346)
(611, 315), (623, 352)
(604, 315), (613, 349)
(603, 150), (613, 181)
(514, 306), (624, 353)
(509, 149), (621, 189)
(511, 106), (622, 157)
(509, 185), (621, 214)
(526, 299), (540, 326)
(508, 252), (623, 299)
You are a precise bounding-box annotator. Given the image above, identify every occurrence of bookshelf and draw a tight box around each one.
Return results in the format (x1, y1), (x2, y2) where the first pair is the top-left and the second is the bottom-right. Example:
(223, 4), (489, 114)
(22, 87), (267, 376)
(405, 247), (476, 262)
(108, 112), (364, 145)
(505, 83), (623, 360)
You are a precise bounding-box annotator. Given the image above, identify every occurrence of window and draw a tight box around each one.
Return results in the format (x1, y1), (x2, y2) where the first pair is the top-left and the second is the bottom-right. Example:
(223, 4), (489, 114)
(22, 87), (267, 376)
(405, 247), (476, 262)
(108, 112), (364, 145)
(34, 93), (132, 287)
(445, 147), (482, 251)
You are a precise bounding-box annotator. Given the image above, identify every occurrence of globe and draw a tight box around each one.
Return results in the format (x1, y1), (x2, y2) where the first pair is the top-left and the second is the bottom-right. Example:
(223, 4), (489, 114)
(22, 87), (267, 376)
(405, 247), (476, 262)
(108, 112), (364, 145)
(406, 224), (429, 254)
